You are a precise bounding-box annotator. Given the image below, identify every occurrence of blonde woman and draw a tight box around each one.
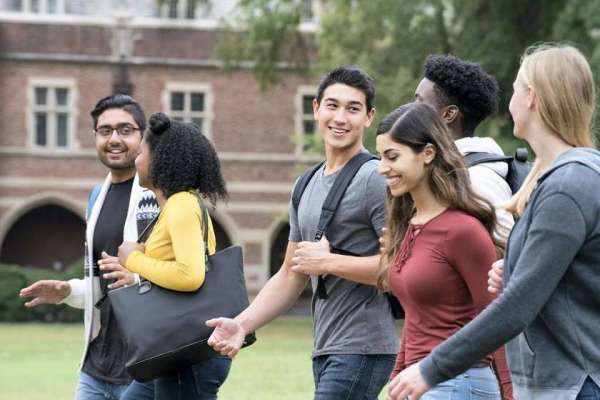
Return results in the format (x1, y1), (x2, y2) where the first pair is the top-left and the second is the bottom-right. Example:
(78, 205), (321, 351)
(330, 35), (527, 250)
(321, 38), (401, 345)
(389, 44), (600, 400)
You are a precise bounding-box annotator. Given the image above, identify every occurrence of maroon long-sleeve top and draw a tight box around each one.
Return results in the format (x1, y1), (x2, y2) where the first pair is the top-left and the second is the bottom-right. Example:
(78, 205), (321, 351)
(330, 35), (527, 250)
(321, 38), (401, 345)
(389, 209), (512, 398)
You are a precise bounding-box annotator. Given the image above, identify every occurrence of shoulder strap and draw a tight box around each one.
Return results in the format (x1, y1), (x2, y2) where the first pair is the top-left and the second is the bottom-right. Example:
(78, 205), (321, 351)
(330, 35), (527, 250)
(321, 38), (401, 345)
(292, 161), (325, 211)
(315, 152), (377, 240)
(86, 184), (102, 220)
(196, 195), (211, 265)
(313, 152), (377, 300)
(464, 152), (512, 167)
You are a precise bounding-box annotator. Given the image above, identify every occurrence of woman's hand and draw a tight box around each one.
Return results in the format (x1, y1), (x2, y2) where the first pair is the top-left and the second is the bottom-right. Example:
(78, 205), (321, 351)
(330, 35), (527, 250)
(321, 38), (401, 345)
(118, 241), (145, 267)
(488, 259), (504, 294)
(99, 251), (136, 289)
(388, 362), (430, 400)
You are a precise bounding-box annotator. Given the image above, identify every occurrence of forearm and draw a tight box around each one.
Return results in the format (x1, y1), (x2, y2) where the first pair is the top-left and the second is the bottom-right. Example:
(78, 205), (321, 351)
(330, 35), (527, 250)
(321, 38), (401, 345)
(236, 269), (308, 334)
(126, 251), (204, 292)
(326, 253), (381, 285)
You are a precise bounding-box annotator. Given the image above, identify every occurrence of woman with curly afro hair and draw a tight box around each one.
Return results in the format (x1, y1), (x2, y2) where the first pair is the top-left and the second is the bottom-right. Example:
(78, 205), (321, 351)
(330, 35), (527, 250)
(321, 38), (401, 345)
(118, 112), (230, 400)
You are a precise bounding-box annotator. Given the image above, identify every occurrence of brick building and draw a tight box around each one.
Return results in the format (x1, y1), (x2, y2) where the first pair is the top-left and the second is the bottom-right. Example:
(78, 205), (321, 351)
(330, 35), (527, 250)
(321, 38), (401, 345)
(0, 0), (321, 292)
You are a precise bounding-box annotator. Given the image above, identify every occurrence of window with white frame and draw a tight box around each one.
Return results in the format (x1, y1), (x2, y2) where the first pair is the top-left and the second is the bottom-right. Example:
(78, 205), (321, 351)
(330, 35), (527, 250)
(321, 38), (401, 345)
(159, 0), (205, 19)
(301, 0), (314, 22)
(29, 81), (75, 149)
(21, 0), (65, 14)
(296, 88), (318, 154)
(163, 83), (212, 138)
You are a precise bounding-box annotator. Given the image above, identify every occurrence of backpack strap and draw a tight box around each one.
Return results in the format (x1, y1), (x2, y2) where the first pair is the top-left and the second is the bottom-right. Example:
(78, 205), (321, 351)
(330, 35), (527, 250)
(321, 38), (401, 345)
(86, 184), (102, 220)
(315, 152), (378, 241)
(292, 161), (325, 211)
(313, 152), (377, 299)
(463, 152), (512, 167)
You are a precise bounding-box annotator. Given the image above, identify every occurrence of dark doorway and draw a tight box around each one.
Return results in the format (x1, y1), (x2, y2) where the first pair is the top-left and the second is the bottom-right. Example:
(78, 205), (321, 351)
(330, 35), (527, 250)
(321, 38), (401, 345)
(270, 222), (311, 301)
(0, 204), (85, 270)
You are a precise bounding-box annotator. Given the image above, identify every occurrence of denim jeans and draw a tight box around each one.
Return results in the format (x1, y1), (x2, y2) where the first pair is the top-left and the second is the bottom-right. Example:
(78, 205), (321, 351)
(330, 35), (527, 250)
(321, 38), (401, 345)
(312, 354), (396, 400)
(74, 372), (129, 400)
(577, 378), (600, 400)
(121, 357), (231, 400)
(421, 366), (500, 400)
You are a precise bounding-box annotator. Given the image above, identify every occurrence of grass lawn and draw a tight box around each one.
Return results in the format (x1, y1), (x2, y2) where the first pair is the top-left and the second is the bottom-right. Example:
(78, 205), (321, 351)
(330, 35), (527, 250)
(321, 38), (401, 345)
(0, 317), (396, 399)
(1, 317), (396, 400)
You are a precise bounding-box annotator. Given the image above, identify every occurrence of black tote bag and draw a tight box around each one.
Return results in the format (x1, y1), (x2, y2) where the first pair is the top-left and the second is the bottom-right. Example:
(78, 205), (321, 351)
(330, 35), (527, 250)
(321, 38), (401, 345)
(108, 197), (256, 382)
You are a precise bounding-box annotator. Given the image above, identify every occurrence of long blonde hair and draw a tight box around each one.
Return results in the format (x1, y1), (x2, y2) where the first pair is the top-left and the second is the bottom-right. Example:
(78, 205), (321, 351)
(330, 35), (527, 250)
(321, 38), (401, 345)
(506, 44), (596, 216)
(376, 103), (503, 291)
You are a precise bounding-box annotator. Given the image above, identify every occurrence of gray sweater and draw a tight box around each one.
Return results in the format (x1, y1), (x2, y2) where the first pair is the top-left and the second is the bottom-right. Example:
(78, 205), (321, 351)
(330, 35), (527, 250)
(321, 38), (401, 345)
(420, 147), (600, 400)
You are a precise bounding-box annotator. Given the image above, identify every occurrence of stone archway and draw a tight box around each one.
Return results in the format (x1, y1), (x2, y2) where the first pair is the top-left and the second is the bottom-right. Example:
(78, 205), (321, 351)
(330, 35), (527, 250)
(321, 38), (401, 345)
(0, 204), (85, 270)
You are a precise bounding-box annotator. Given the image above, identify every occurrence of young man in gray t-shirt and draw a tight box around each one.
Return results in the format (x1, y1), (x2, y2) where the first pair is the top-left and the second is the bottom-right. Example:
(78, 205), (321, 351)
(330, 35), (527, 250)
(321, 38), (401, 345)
(207, 67), (398, 399)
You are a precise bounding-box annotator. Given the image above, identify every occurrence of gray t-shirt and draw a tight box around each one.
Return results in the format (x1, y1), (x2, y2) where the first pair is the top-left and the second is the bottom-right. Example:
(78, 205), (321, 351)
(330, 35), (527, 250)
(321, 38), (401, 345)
(289, 158), (398, 357)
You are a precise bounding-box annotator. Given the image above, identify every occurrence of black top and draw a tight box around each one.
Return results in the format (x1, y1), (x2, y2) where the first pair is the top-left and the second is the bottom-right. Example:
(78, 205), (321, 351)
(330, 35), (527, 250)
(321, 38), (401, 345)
(82, 178), (133, 385)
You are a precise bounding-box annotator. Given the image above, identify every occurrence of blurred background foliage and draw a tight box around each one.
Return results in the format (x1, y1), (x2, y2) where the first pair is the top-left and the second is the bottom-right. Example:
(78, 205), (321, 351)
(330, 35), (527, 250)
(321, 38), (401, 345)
(216, 0), (600, 154)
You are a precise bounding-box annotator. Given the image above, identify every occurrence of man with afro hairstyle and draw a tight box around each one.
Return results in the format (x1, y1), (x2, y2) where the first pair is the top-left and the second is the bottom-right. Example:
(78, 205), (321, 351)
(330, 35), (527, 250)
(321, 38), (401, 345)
(415, 54), (514, 242)
(415, 55), (514, 400)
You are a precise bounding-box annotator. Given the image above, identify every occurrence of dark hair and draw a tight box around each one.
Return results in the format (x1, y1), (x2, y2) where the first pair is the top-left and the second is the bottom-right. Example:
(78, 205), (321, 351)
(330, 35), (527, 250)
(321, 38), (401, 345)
(376, 106), (407, 136)
(375, 103), (503, 290)
(424, 55), (499, 136)
(145, 112), (228, 205)
(316, 66), (375, 112)
(90, 94), (146, 132)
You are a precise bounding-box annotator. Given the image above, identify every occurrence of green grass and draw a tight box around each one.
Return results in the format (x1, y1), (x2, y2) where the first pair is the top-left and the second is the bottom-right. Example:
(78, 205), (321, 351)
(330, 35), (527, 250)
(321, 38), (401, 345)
(0, 317), (316, 400)
(0, 317), (394, 399)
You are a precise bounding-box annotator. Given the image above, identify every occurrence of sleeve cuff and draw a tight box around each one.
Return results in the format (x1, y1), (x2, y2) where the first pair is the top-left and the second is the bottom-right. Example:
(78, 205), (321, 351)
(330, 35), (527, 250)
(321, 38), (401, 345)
(419, 355), (449, 388)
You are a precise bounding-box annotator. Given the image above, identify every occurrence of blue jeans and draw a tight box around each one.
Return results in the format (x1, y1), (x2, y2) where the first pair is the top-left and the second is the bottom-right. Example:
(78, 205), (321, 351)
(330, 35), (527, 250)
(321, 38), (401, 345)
(578, 378), (600, 400)
(312, 354), (396, 400)
(121, 357), (232, 400)
(75, 372), (129, 400)
(421, 366), (500, 400)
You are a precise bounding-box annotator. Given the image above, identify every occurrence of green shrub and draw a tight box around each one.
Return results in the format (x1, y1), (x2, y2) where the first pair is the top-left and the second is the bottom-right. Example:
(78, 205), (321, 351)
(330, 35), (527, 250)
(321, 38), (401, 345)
(0, 262), (84, 322)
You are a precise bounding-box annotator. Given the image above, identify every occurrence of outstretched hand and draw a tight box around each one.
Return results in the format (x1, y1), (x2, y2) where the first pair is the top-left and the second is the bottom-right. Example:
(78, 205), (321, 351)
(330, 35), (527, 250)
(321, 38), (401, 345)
(206, 318), (246, 358)
(19, 280), (71, 307)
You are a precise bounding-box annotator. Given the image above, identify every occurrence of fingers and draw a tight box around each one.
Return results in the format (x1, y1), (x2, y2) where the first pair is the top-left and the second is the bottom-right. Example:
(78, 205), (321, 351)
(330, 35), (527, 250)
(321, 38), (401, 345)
(487, 264), (504, 294)
(205, 318), (224, 328)
(99, 261), (125, 273)
(105, 272), (135, 289)
(491, 258), (504, 268)
(24, 297), (44, 308)
(379, 236), (387, 253)
(19, 280), (46, 297)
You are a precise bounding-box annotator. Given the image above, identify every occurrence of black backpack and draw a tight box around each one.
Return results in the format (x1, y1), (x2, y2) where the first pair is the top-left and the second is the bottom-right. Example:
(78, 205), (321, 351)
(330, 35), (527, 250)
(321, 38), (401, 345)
(292, 152), (404, 319)
(464, 148), (531, 193)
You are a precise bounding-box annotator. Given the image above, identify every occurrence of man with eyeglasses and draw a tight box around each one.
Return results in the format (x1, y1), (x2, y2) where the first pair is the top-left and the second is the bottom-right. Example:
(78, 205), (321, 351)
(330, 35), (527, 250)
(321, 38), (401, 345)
(20, 94), (159, 400)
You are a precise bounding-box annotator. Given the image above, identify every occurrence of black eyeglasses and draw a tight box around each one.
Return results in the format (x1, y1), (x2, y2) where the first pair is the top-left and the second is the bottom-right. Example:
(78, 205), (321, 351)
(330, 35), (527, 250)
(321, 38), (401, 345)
(95, 123), (141, 138)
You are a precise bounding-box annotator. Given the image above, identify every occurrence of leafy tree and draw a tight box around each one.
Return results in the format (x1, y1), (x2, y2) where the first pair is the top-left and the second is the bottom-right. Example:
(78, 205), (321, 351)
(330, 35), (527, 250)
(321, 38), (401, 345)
(216, 0), (600, 150)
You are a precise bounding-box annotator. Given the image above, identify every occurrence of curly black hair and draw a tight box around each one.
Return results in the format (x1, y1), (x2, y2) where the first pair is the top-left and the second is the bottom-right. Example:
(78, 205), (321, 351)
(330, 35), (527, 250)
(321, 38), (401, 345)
(145, 112), (228, 205)
(424, 55), (499, 136)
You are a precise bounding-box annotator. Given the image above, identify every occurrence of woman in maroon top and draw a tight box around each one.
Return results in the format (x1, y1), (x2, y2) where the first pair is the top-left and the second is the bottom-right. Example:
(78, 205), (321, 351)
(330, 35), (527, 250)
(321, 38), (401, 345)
(375, 102), (511, 399)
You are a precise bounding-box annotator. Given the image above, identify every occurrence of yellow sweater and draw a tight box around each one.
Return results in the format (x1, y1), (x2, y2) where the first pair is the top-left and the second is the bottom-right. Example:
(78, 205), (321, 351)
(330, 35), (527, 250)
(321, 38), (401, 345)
(126, 191), (216, 291)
